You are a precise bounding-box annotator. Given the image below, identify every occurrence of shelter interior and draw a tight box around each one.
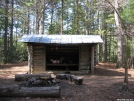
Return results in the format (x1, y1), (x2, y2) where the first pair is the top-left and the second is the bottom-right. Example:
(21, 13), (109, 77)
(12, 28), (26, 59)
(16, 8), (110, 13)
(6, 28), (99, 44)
(46, 44), (79, 71)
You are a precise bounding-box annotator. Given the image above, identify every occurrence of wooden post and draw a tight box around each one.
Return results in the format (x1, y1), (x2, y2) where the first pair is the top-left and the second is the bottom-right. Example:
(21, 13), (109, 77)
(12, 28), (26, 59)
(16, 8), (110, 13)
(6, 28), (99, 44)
(27, 43), (32, 74)
(44, 45), (46, 71)
(79, 45), (81, 71)
(91, 45), (95, 74)
(96, 44), (99, 64)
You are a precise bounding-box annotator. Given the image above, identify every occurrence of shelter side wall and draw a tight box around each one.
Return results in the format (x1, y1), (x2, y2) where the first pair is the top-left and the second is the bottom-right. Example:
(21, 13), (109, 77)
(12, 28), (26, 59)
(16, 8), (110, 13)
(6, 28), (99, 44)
(32, 44), (45, 74)
(79, 45), (91, 71)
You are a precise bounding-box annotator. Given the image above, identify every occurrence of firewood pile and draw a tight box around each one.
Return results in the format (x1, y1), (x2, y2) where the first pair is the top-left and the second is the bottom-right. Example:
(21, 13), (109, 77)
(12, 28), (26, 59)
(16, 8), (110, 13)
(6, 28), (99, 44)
(0, 73), (83, 97)
(0, 74), (61, 97)
(18, 73), (83, 87)
(19, 76), (60, 87)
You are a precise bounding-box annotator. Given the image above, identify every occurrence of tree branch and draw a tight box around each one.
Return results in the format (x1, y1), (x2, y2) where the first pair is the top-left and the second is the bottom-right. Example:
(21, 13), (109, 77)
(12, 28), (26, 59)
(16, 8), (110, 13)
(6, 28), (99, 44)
(105, 0), (126, 35)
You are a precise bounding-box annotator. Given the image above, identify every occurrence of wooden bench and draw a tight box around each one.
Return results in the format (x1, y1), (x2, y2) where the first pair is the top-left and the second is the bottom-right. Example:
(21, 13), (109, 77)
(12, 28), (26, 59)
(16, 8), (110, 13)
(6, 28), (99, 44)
(47, 64), (78, 66)
(46, 64), (78, 71)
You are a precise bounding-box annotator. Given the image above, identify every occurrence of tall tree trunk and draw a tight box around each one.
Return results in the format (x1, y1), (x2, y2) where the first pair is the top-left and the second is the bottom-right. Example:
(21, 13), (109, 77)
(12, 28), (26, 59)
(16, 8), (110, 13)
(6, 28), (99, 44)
(103, 34), (107, 62)
(60, 0), (63, 35)
(35, 1), (39, 34)
(40, 0), (45, 35)
(33, 18), (35, 34)
(67, 0), (69, 34)
(27, 8), (30, 34)
(101, 10), (107, 62)
(89, 0), (92, 34)
(109, 33), (111, 62)
(72, 1), (76, 34)
(10, 0), (13, 50)
(114, 0), (122, 68)
(49, 0), (54, 34)
(85, 0), (89, 35)
(112, 26), (115, 62)
(4, 0), (9, 63)
(113, 0), (128, 90)
(15, 21), (17, 47)
(76, 0), (79, 34)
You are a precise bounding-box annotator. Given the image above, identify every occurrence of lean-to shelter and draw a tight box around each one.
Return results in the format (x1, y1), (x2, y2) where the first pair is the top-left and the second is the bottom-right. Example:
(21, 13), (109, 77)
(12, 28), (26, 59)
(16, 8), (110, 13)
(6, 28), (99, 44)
(19, 35), (103, 74)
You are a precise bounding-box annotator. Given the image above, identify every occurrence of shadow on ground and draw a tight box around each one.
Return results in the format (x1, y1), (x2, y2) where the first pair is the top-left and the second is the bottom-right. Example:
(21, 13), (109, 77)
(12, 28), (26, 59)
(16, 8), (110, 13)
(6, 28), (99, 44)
(94, 67), (131, 76)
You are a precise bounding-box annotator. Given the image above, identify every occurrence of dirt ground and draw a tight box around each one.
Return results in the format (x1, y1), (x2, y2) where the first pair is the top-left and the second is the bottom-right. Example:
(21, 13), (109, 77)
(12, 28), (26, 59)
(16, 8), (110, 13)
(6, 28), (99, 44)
(0, 62), (134, 101)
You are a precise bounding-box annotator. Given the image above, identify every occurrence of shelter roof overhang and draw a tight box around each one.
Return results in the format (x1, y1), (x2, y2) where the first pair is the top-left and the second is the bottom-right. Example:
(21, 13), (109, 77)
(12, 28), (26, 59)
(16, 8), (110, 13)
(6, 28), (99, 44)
(19, 34), (103, 44)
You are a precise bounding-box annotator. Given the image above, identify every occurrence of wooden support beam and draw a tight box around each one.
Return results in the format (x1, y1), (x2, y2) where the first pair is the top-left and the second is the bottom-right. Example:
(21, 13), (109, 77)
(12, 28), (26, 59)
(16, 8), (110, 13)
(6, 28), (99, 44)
(91, 46), (95, 74)
(44, 45), (46, 71)
(96, 44), (99, 64)
(27, 43), (32, 74)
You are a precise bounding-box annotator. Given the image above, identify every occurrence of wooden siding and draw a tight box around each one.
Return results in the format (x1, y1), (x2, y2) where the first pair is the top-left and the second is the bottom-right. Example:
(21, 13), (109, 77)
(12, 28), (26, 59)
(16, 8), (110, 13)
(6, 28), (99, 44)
(79, 45), (91, 71)
(32, 44), (45, 74)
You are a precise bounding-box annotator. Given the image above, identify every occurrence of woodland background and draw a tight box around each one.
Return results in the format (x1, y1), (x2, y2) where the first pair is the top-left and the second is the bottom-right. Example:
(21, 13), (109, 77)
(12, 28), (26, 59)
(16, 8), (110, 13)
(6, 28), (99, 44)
(0, 0), (134, 68)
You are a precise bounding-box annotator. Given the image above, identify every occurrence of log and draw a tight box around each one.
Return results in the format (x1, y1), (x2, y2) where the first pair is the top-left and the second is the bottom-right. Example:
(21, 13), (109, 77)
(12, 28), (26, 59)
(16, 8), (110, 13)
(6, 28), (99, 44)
(15, 74), (52, 81)
(56, 74), (83, 85)
(56, 74), (71, 80)
(0, 84), (60, 97)
(70, 75), (83, 85)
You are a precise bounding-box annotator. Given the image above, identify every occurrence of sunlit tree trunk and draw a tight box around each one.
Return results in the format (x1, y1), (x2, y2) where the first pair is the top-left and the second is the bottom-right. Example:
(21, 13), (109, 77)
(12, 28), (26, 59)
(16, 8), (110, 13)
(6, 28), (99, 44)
(114, 0), (122, 68)
(27, 8), (30, 34)
(35, 1), (39, 34)
(76, 0), (79, 34)
(49, 0), (54, 34)
(72, 0), (76, 34)
(67, 0), (69, 34)
(85, 0), (89, 35)
(60, 0), (63, 35)
(114, 0), (128, 90)
(89, 0), (92, 34)
(40, 0), (45, 35)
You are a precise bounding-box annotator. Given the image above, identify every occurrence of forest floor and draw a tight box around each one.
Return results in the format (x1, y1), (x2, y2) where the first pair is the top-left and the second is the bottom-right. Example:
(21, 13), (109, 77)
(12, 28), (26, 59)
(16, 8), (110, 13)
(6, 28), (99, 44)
(0, 62), (134, 101)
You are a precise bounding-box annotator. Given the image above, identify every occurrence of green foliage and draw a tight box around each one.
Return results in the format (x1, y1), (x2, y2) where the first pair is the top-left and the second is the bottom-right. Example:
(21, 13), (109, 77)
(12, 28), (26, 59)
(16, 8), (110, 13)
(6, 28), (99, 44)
(0, 10), (5, 29)
(105, 14), (115, 24)
(15, 43), (28, 62)
(1, 43), (27, 64)
(119, 0), (134, 64)
(126, 37), (132, 58)
(120, 0), (134, 24)
(109, 37), (118, 62)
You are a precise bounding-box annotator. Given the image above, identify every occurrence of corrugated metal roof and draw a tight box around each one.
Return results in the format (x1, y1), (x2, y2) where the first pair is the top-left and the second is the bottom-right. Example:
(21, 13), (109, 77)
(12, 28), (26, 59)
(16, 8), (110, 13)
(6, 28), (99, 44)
(19, 34), (103, 44)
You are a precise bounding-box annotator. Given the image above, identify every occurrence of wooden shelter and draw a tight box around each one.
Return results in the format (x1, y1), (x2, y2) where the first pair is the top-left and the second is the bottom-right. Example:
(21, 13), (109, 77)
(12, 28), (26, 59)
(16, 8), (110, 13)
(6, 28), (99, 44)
(19, 35), (103, 74)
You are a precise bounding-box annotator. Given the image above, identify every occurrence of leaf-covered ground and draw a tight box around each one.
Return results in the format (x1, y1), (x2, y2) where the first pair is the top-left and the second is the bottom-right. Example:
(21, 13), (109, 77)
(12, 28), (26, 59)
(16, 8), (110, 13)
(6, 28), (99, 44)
(0, 62), (134, 101)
